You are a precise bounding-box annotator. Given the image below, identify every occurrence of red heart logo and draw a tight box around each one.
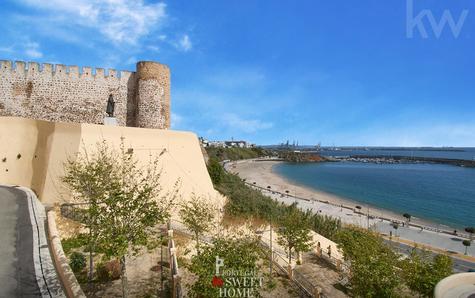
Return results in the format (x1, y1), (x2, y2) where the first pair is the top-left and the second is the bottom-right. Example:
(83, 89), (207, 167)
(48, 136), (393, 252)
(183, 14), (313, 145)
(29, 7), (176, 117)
(212, 276), (224, 287)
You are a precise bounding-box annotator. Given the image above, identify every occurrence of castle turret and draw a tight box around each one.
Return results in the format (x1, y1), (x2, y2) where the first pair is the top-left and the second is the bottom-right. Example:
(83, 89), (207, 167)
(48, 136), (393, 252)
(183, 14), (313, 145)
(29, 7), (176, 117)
(135, 61), (170, 129)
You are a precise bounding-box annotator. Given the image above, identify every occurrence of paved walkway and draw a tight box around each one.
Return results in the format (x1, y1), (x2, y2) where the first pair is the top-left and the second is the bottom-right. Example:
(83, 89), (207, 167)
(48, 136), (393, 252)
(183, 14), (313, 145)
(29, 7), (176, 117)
(296, 253), (348, 298)
(255, 187), (475, 259)
(0, 186), (64, 297)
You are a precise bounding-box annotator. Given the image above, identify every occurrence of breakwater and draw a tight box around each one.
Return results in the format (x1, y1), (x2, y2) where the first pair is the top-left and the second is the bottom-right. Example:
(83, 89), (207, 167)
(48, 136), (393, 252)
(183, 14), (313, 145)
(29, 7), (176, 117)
(344, 155), (475, 167)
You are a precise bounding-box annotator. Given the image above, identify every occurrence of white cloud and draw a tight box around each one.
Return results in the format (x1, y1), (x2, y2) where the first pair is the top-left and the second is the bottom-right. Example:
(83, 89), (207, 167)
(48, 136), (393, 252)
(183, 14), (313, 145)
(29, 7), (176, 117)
(221, 113), (273, 134)
(24, 41), (43, 58)
(177, 34), (192, 52)
(19, 0), (167, 44)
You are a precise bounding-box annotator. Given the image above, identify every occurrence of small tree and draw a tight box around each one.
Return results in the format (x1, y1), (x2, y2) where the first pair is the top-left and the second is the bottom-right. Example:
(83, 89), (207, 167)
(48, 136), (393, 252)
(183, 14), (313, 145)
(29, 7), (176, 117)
(64, 139), (176, 297)
(403, 213), (411, 223)
(63, 140), (119, 284)
(179, 195), (216, 255)
(463, 240), (471, 255)
(277, 204), (313, 264)
(392, 222), (399, 237)
(401, 249), (452, 297)
(336, 226), (402, 297)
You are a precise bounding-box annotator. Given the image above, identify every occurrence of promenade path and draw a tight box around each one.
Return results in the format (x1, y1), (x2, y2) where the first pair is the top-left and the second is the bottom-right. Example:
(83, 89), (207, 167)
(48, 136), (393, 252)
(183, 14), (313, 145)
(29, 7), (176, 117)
(227, 160), (475, 272)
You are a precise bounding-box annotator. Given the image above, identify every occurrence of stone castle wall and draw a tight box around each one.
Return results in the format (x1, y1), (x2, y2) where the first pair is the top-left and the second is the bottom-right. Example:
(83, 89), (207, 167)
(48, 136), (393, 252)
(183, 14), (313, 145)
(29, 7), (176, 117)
(0, 60), (170, 129)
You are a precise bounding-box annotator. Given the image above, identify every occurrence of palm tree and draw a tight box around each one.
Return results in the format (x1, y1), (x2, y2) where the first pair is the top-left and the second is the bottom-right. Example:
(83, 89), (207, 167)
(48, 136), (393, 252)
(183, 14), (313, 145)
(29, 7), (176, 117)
(462, 240), (471, 255)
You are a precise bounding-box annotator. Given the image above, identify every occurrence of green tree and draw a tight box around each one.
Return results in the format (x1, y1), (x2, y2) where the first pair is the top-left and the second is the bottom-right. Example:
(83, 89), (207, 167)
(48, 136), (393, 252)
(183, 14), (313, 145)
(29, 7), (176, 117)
(62, 140), (119, 284)
(392, 222), (399, 237)
(64, 139), (176, 297)
(310, 213), (341, 240)
(179, 195), (216, 255)
(462, 240), (471, 255)
(207, 157), (225, 185)
(187, 235), (262, 298)
(277, 204), (313, 264)
(336, 226), (402, 297)
(401, 249), (452, 297)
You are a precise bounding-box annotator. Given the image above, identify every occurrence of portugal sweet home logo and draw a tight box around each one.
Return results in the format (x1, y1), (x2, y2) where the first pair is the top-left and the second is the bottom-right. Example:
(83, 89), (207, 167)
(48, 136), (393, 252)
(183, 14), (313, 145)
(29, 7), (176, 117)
(211, 256), (264, 297)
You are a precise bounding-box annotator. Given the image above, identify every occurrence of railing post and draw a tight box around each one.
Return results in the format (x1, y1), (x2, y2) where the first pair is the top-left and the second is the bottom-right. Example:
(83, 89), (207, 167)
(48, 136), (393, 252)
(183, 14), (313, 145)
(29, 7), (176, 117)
(287, 264), (293, 279)
(172, 274), (180, 298)
(336, 259), (342, 271)
(314, 287), (322, 298)
(316, 242), (321, 257)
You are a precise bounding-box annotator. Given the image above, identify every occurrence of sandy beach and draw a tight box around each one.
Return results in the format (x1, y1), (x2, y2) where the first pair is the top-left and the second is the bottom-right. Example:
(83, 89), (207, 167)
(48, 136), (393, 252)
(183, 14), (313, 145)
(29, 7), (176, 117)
(225, 159), (475, 260)
(228, 159), (432, 228)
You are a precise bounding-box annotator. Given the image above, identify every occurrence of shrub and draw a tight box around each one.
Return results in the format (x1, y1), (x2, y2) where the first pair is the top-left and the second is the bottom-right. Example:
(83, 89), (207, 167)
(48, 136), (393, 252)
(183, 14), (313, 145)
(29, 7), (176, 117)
(207, 158), (225, 185)
(62, 233), (88, 255)
(69, 252), (86, 273)
(205, 147), (269, 161)
(211, 162), (342, 241)
(96, 260), (121, 282)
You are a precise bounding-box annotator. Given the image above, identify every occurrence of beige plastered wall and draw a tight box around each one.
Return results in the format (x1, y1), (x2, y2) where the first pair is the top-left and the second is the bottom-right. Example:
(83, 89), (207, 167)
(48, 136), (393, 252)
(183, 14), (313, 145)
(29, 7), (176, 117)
(0, 117), (224, 215)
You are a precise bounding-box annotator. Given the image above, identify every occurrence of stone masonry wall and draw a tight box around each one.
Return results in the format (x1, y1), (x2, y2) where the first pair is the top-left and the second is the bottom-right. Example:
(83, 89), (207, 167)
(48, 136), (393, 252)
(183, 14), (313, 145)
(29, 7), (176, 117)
(135, 61), (170, 129)
(0, 60), (170, 129)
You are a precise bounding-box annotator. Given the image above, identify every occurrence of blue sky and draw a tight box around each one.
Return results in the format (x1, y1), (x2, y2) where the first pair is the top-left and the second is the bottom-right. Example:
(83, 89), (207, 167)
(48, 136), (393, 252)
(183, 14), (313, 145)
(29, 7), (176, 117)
(0, 0), (474, 146)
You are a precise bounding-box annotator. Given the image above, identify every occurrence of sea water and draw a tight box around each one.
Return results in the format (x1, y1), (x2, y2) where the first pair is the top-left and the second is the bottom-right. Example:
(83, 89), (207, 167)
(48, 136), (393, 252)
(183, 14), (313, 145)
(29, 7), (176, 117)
(273, 162), (475, 229)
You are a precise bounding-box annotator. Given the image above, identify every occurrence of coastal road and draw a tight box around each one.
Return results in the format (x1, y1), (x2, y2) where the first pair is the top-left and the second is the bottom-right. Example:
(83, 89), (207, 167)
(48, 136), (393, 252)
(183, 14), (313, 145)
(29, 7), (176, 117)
(387, 239), (475, 273)
(0, 186), (41, 297)
(0, 185), (64, 297)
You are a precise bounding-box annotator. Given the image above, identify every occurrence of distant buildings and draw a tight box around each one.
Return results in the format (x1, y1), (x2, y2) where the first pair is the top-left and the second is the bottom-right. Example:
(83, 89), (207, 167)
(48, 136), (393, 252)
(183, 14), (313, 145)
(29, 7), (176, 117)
(199, 137), (255, 148)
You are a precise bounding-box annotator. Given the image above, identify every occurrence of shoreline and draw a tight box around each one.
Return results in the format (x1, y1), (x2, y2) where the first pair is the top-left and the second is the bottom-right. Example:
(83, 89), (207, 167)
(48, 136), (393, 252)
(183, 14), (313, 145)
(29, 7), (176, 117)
(228, 159), (467, 237)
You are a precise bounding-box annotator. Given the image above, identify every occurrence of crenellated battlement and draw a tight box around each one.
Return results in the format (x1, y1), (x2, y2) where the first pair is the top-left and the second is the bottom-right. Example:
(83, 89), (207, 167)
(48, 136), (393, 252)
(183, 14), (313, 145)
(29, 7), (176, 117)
(0, 60), (135, 81)
(0, 59), (168, 129)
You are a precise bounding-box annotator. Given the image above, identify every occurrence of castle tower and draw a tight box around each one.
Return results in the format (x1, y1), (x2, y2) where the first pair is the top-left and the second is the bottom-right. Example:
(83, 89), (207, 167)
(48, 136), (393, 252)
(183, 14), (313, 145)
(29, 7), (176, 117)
(135, 61), (170, 129)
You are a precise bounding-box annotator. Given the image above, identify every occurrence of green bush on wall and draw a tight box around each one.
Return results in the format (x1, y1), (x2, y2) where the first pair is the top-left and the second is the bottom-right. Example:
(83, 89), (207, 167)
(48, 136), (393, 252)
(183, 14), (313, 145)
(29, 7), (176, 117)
(69, 252), (86, 273)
